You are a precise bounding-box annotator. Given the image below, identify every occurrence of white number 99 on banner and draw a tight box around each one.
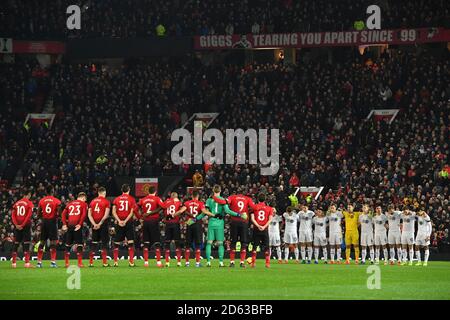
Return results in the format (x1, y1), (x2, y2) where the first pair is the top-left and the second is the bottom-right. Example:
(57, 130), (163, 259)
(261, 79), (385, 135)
(399, 29), (417, 42)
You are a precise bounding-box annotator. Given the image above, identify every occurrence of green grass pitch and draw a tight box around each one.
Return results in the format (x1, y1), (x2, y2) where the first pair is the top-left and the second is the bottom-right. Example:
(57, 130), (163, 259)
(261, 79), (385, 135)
(1, 260), (449, 300)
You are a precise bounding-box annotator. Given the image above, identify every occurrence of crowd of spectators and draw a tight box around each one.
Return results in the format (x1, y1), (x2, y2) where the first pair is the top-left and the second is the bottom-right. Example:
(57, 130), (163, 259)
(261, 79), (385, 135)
(2, 0), (449, 39)
(0, 46), (449, 253)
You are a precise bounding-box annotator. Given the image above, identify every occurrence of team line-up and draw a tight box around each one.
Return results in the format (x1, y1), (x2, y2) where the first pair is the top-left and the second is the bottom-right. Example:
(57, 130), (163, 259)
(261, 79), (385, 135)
(10, 183), (432, 269)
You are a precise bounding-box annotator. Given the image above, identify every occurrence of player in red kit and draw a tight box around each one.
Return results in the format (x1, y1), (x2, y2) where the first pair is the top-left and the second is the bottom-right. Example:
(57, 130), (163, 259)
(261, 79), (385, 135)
(136, 185), (166, 268)
(214, 190), (254, 268)
(174, 190), (213, 267)
(87, 187), (110, 267)
(112, 184), (137, 267)
(163, 192), (183, 267)
(36, 185), (61, 268)
(11, 188), (34, 268)
(250, 193), (274, 268)
(62, 192), (88, 268)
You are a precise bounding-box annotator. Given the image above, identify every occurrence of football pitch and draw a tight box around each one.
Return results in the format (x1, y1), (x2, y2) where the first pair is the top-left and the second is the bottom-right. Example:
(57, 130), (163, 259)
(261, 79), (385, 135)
(1, 260), (449, 300)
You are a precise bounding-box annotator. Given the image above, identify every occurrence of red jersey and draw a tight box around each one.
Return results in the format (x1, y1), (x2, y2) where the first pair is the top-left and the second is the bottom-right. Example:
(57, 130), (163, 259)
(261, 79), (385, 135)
(89, 196), (110, 224)
(251, 202), (274, 227)
(137, 194), (165, 222)
(38, 196), (61, 220)
(12, 198), (34, 226)
(227, 194), (254, 222)
(184, 199), (205, 219)
(163, 198), (182, 224)
(62, 200), (88, 226)
(113, 193), (137, 220)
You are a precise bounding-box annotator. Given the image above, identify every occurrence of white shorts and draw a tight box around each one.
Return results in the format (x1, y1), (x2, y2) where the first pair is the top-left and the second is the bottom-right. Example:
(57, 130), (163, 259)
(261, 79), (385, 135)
(313, 233), (327, 246)
(269, 233), (281, 246)
(401, 232), (415, 245)
(374, 232), (387, 246)
(388, 232), (401, 245)
(283, 231), (298, 244)
(415, 233), (430, 246)
(360, 232), (374, 246)
(298, 230), (313, 243)
(329, 232), (342, 246)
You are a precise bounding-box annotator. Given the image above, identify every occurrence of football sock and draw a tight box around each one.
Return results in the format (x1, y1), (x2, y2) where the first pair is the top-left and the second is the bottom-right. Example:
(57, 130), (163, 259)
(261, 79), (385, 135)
(240, 249), (247, 263)
(424, 249), (429, 263)
(195, 249), (201, 263)
(307, 246), (313, 261)
(176, 248), (181, 263)
(12, 251), (17, 264)
(205, 243), (211, 262)
(165, 249), (170, 263)
(251, 251), (257, 264)
(416, 250), (421, 262)
(50, 246), (56, 262)
(354, 247), (360, 260)
(345, 248), (350, 261)
(369, 248), (374, 261)
(230, 249), (235, 263)
(323, 247), (328, 260)
(37, 248), (44, 263)
(218, 244), (224, 262)
(156, 247), (161, 263)
(375, 248), (380, 261)
(294, 247), (299, 260)
(397, 248), (402, 261)
(330, 248), (335, 261)
(337, 248), (341, 260)
(102, 249), (107, 265)
(265, 250), (270, 265)
(113, 247), (119, 263)
(89, 251), (94, 265)
(24, 251), (30, 264)
(185, 249), (190, 263)
(284, 247), (289, 261)
(403, 249), (408, 262)
(143, 247), (149, 263)
(77, 250), (83, 266)
(361, 249), (367, 261)
(314, 248), (319, 261)
(300, 247), (306, 260)
(128, 246), (134, 264)
(276, 247), (282, 260)
(409, 249), (414, 262)
(383, 248), (388, 261)
(390, 248), (395, 260)
(65, 251), (70, 266)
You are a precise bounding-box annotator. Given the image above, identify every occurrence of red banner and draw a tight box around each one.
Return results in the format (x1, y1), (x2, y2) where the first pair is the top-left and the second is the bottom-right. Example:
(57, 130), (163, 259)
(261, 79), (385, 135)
(366, 109), (399, 124)
(194, 27), (450, 50)
(12, 40), (65, 54)
(135, 178), (158, 198)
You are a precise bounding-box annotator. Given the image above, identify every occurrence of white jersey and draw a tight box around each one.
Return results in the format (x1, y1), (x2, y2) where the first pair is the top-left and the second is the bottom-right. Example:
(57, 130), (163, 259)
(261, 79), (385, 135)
(268, 214), (282, 234)
(312, 216), (328, 235)
(401, 212), (416, 233)
(373, 214), (388, 234)
(417, 215), (432, 235)
(283, 212), (299, 233)
(328, 211), (343, 234)
(387, 211), (402, 234)
(359, 214), (374, 234)
(298, 210), (315, 232)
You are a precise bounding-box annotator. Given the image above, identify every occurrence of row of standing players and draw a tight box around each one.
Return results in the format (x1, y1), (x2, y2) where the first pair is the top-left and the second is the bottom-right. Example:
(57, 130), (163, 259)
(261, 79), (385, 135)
(270, 203), (432, 266)
(10, 184), (277, 268)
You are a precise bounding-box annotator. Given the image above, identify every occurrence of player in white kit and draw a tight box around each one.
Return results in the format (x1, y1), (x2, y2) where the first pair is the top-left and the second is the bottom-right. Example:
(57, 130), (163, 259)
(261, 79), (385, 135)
(415, 210), (432, 266)
(312, 208), (328, 264)
(373, 206), (389, 265)
(386, 205), (403, 265)
(401, 209), (416, 265)
(268, 211), (283, 263)
(298, 205), (315, 264)
(282, 206), (300, 263)
(327, 204), (343, 264)
(358, 204), (374, 264)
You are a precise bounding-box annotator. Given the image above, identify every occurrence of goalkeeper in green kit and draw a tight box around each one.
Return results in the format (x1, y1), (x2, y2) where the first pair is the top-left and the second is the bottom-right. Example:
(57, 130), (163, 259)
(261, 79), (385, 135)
(195, 185), (246, 267)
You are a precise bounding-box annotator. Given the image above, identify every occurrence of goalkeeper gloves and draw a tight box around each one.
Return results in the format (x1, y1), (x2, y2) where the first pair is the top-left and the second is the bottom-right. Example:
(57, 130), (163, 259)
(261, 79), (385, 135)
(241, 212), (248, 220)
(186, 218), (195, 226)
